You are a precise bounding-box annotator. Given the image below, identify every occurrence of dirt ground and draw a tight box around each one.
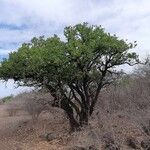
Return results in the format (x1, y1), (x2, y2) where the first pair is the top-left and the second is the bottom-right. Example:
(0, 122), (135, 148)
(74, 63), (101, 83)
(0, 104), (72, 150)
(0, 102), (149, 150)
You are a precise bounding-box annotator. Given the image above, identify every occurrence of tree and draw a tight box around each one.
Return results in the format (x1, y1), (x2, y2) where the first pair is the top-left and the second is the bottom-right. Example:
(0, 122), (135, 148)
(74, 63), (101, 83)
(134, 56), (150, 78)
(0, 23), (139, 131)
(134, 56), (150, 86)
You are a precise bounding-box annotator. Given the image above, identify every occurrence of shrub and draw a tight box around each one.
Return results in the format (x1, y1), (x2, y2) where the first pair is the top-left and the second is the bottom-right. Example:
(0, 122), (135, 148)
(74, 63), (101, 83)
(6, 103), (18, 116)
(1, 94), (13, 103)
(24, 91), (52, 121)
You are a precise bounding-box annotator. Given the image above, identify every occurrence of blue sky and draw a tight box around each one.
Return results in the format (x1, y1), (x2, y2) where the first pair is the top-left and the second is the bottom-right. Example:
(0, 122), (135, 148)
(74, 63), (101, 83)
(0, 0), (150, 97)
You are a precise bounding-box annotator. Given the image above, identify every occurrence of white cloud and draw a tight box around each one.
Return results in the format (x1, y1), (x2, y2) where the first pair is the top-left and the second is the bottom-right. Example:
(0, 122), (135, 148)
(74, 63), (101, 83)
(0, 79), (34, 98)
(0, 49), (12, 55)
(0, 0), (149, 58)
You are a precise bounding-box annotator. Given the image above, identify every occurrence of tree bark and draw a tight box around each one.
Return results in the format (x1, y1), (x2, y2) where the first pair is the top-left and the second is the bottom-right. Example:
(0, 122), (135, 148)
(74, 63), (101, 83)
(60, 98), (80, 131)
(79, 109), (89, 126)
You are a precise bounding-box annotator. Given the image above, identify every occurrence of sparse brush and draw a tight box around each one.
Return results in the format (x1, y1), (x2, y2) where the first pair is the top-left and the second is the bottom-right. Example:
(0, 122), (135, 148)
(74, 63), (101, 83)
(1, 95), (13, 103)
(23, 90), (53, 121)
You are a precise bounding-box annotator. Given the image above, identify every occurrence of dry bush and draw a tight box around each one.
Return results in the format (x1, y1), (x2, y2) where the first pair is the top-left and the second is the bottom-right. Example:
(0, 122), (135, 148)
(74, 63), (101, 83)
(4, 90), (53, 119)
(96, 72), (150, 139)
(6, 103), (18, 116)
(98, 75), (150, 112)
(5, 94), (24, 116)
(23, 90), (53, 121)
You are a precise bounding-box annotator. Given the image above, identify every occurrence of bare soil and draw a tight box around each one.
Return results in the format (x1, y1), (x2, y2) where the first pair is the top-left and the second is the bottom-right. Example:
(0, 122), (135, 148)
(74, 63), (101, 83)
(0, 103), (148, 150)
(0, 104), (71, 150)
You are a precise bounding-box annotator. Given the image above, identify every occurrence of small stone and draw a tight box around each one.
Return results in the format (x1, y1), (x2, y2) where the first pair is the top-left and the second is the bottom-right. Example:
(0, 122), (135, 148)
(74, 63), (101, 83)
(126, 137), (140, 149)
(68, 146), (87, 150)
(102, 133), (120, 150)
(39, 132), (57, 141)
(141, 138), (150, 149)
(89, 145), (98, 150)
(102, 133), (115, 144)
(105, 143), (120, 150)
(46, 133), (57, 141)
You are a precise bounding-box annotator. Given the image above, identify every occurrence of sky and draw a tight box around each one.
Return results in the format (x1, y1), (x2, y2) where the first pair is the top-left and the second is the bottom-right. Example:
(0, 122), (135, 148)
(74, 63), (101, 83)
(0, 80), (34, 98)
(0, 0), (150, 97)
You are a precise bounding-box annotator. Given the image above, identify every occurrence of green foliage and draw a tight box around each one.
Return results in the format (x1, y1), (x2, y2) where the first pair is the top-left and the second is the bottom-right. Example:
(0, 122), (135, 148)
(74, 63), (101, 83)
(0, 23), (139, 85)
(1, 95), (13, 103)
(0, 23), (139, 130)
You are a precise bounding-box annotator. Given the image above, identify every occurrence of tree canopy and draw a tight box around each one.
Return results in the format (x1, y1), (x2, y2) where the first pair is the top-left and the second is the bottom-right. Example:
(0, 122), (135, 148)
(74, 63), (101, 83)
(0, 23), (139, 130)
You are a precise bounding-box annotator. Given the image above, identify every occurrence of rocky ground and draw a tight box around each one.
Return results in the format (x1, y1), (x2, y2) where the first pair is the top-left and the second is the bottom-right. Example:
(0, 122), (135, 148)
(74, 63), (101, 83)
(0, 101), (150, 150)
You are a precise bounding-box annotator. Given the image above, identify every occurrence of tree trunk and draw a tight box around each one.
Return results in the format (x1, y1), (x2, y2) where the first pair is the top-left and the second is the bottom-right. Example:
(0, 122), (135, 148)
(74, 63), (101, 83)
(79, 109), (89, 126)
(60, 98), (80, 131)
(66, 111), (80, 131)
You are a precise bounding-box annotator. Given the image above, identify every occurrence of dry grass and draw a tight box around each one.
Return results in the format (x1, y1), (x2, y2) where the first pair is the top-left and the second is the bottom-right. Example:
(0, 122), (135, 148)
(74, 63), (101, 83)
(0, 70), (150, 149)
